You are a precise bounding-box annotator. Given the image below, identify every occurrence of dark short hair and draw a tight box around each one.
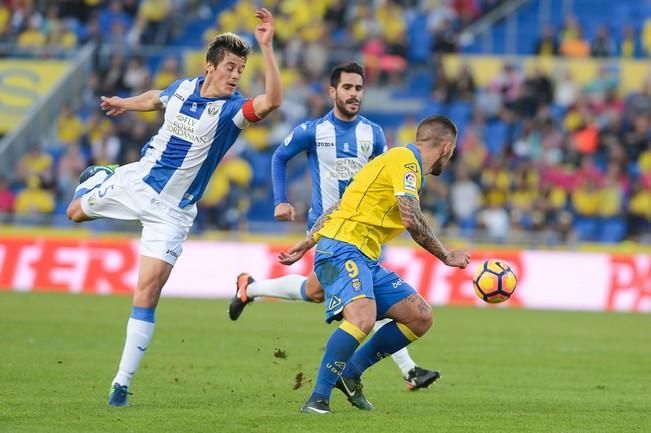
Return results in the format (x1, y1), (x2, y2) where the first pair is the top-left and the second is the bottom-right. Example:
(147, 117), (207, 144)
(206, 32), (251, 66)
(416, 115), (458, 145)
(330, 62), (365, 87)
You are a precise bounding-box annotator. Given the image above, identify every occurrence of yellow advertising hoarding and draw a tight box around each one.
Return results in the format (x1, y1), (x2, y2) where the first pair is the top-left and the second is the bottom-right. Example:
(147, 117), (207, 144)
(0, 60), (69, 134)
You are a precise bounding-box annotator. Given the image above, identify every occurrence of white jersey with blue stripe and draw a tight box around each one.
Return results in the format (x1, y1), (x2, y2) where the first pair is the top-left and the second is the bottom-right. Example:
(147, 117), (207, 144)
(139, 76), (252, 208)
(273, 110), (387, 229)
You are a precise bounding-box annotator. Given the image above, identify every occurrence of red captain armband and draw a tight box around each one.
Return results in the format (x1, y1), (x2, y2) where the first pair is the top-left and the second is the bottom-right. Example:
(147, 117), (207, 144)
(242, 98), (262, 123)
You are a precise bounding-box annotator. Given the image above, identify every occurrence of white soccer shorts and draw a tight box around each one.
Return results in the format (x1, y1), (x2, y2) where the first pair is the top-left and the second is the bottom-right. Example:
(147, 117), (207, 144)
(80, 162), (197, 266)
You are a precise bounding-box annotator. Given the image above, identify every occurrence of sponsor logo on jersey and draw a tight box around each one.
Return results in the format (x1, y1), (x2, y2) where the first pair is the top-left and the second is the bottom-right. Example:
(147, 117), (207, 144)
(392, 279), (404, 288)
(166, 249), (179, 258)
(317, 141), (335, 148)
(206, 102), (220, 116)
(328, 295), (342, 310)
(283, 131), (294, 146)
(333, 158), (363, 180)
(359, 140), (371, 153)
(173, 92), (185, 102)
(404, 163), (418, 173)
(404, 172), (417, 192)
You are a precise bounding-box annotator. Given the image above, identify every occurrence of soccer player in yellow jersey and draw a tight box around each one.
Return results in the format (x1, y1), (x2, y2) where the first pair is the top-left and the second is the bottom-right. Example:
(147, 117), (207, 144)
(279, 115), (471, 414)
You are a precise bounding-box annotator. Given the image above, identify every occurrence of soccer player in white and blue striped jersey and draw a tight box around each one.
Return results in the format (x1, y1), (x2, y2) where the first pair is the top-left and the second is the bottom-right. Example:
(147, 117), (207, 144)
(229, 62), (441, 391)
(66, 9), (282, 407)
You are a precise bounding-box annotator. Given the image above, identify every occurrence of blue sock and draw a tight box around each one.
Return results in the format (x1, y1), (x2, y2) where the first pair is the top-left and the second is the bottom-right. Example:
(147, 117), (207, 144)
(344, 321), (418, 379)
(299, 280), (312, 302)
(310, 320), (367, 402)
(131, 306), (156, 323)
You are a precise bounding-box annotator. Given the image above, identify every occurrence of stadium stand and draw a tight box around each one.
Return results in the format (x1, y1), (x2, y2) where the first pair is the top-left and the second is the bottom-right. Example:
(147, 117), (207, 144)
(1, 0), (650, 245)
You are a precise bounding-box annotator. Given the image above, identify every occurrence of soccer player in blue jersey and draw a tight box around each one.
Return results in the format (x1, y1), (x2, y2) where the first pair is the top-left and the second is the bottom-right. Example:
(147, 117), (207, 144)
(229, 62), (441, 391)
(65, 9), (282, 407)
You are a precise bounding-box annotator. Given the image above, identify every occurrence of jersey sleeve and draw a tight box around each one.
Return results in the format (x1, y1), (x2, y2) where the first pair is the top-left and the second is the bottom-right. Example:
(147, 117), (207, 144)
(272, 123), (312, 205)
(387, 148), (421, 200)
(372, 126), (388, 157)
(159, 79), (184, 108)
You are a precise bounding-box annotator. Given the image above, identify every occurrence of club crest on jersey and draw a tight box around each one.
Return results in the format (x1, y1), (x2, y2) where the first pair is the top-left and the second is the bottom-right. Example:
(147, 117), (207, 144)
(404, 172), (417, 192)
(190, 102), (198, 112)
(359, 140), (371, 153)
(343, 142), (350, 152)
(352, 278), (362, 291)
(207, 102), (220, 116)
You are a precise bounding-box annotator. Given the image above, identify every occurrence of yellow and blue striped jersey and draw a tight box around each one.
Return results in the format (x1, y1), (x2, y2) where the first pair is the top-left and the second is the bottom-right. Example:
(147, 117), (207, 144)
(316, 144), (424, 260)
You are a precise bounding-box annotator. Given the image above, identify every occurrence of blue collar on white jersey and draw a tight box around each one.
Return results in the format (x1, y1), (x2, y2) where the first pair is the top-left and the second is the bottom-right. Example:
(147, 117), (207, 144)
(195, 76), (237, 101)
(406, 143), (425, 193)
(325, 109), (360, 128)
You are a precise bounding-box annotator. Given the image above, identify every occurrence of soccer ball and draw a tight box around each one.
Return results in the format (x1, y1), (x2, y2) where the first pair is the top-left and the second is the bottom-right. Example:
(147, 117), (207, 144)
(473, 259), (517, 303)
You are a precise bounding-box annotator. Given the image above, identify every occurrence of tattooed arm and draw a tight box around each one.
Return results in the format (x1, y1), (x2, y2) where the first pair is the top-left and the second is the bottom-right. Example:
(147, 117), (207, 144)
(397, 196), (470, 268)
(307, 200), (340, 242)
(278, 200), (340, 265)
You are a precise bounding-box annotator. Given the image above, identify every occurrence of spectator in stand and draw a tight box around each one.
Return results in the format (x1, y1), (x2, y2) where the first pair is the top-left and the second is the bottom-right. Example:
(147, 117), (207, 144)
(14, 175), (55, 218)
(450, 163), (481, 231)
(642, 16), (651, 56)
(0, 4), (10, 40)
(98, 0), (132, 36)
(153, 56), (180, 89)
(17, 144), (53, 187)
(478, 200), (511, 242)
(16, 17), (45, 48)
(447, 64), (476, 102)
(138, 0), (172, 45)
(431, 19), (458, 53)
(591, 25), (615, 57)
(490, 62), (523, 111)
(627, 179), (651, 240)
(620, 25), (637, 58)
(395, 116), (418, 147)
(560, 17), (590, 57)
(625, 79), (651, 118)
(534, 24), (559, 56)
(427, 0), (457, 35)
(123, 57), (150, 94)
(554, 70), (579, 108)
(622, 115), (651, 161)
(0, 176), (15, 222)
(56, 104), (85, 147)
(56, 144), (88, 204)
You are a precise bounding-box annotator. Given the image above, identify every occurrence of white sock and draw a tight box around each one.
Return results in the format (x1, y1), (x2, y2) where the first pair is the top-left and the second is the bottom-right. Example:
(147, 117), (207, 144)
(374, 319), (417, 376)
(74, 171), (109, 197)
(246, 275), (308, 300)
(112, 317), (155, 387)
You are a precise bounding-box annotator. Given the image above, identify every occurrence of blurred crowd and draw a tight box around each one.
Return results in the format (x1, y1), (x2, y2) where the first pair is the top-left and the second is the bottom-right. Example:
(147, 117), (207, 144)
(533, 14), (651, 59)
(1, 0), (650, 245)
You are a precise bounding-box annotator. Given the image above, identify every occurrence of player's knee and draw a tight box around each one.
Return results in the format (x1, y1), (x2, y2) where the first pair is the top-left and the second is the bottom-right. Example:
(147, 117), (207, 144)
(307, 290), (324, 303)
(66, 201), (85, 223)
(348, 314), (376, 335)
(410, 311), (433, 337)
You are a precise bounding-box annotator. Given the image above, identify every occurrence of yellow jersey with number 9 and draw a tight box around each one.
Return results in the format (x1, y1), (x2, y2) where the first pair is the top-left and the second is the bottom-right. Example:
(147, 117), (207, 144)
(316, 144), (424, 260)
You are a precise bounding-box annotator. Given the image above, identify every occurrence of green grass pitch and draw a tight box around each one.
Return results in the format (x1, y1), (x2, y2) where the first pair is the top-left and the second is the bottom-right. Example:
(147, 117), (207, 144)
(1, 292), (649, 433)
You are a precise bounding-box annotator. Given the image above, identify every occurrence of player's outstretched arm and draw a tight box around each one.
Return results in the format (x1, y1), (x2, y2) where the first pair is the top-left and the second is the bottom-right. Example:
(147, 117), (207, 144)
(278, 201), (340, 265)
(397, 196), (470, 268)
(251, 8), (282, 120)
(100, 90), (163, 116)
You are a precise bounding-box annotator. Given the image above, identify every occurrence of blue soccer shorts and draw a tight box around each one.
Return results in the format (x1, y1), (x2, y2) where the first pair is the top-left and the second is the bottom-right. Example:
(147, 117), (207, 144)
(314, 237), (416, 323)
